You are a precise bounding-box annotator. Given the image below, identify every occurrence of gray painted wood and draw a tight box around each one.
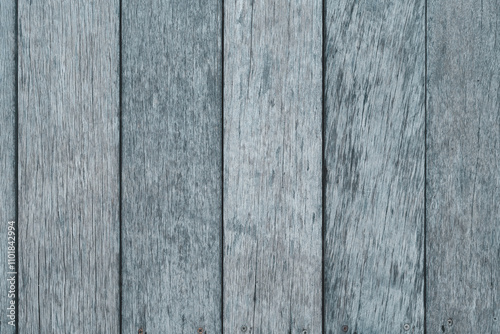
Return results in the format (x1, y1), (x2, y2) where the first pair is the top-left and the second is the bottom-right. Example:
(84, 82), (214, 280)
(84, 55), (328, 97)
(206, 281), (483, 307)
(324, 0), (425, 332)
(18, 1), (120, 332)
(121, 1), (222, 333)
(223, 1), (322, 333)
(0, 1), (16, 333)
(427, 0), (500, 332)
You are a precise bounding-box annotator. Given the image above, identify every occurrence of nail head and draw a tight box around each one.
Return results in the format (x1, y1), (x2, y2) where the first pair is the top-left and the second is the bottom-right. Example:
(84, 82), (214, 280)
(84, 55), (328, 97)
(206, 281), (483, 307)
(342, 325), (348, 332)
(404, 323), (410, 331)
(197, 328), (204, 334)
(241, 325), (247, 332)
(447, 318), (453, 326)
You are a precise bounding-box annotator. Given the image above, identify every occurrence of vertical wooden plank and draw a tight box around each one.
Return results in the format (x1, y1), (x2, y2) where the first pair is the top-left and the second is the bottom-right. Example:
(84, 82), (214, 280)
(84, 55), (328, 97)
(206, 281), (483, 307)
(121, 1), (222, 333)
(0, 1), (17, 332)
(18, 1), (120, 332)
(224, 1), (322, 333)
(427, 0), (500, 332)
(324, 0), (425, 332)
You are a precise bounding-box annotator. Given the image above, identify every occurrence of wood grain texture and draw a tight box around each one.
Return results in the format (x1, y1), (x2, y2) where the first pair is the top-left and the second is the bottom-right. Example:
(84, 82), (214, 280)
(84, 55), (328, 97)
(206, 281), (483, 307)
(324, 0), (425, 332)
(18, 1), (120, 332)
(0, 1), (16, 333)
(121, 1), (222, 333)
(223, 1), (322, 333)
(427, 0), (500, 332)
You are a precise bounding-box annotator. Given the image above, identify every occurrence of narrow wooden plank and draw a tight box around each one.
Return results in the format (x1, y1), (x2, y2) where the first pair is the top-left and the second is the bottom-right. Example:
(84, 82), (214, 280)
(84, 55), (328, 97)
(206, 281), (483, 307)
(223, 1), (322, 333)
(121, 1), (222, 333)
(0, 1), (17, 332)
(427, 0), (500, 332)
(18, 1), (120, 332)
(324, 0), (425, 332)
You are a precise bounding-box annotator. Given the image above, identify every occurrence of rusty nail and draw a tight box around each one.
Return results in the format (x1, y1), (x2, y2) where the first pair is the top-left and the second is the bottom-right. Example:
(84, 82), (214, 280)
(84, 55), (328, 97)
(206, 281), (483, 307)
(138, 329), (144, 334)
(197, 327), (204, 334)
(241, 325), (247, 332)
(447, 318), (453, 326)
(404, 323), (410, 331)
(342, 325), (348, 332)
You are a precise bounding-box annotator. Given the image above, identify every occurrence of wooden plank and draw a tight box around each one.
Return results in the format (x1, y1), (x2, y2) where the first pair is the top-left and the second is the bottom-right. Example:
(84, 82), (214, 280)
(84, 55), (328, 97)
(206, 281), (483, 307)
(427, 0), (500, 332)
(18, 1), (120, 332)
(0, 1), (17, 332)
(223, 1), (322, 333)
(324, 0), (425, 332)
(121, 1), (222, 333)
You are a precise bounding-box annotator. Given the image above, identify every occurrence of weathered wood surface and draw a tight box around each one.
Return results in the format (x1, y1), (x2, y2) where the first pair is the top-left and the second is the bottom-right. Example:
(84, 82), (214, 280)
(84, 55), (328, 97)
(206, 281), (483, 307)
(324, 0), (425, 332)
(8, 1), (500, 332)
(0, 1), (17, 333)
(223, 1), (323, 333)
(427, 0), (500, 332)
(18, 1), (120, 332)
(121, 1), (222, 333)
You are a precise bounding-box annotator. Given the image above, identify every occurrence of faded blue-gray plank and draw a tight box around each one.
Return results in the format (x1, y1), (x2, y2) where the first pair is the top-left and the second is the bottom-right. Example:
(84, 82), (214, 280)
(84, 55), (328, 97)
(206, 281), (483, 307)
(121, 0), (222, 333)
(427, 0), (500, 332)
(223, 1), (323, 333)
(0, 0), (16, 333)
(18, 1), (120, 332)
(324, 0), (425, 332)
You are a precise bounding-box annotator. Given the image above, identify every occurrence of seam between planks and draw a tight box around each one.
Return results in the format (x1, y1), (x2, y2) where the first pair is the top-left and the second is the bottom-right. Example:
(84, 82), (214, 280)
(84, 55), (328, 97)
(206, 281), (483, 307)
(221, 0), (225, 332)
(321, 0), (327, 333)
(423, 0), (428, 332)
(119, 0), (123, 332)
(15, 0), (19, 332)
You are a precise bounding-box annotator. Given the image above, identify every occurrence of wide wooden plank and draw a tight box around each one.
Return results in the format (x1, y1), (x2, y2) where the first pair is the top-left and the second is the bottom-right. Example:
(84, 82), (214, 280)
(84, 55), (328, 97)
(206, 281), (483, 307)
(121, 1), (222, 333)
(427, 0), (500, 332)
(324, 0), (425, 332)
(18, 1), (120, 332)
(0, 1), (17, 332)
(223, 1), (322, 333)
